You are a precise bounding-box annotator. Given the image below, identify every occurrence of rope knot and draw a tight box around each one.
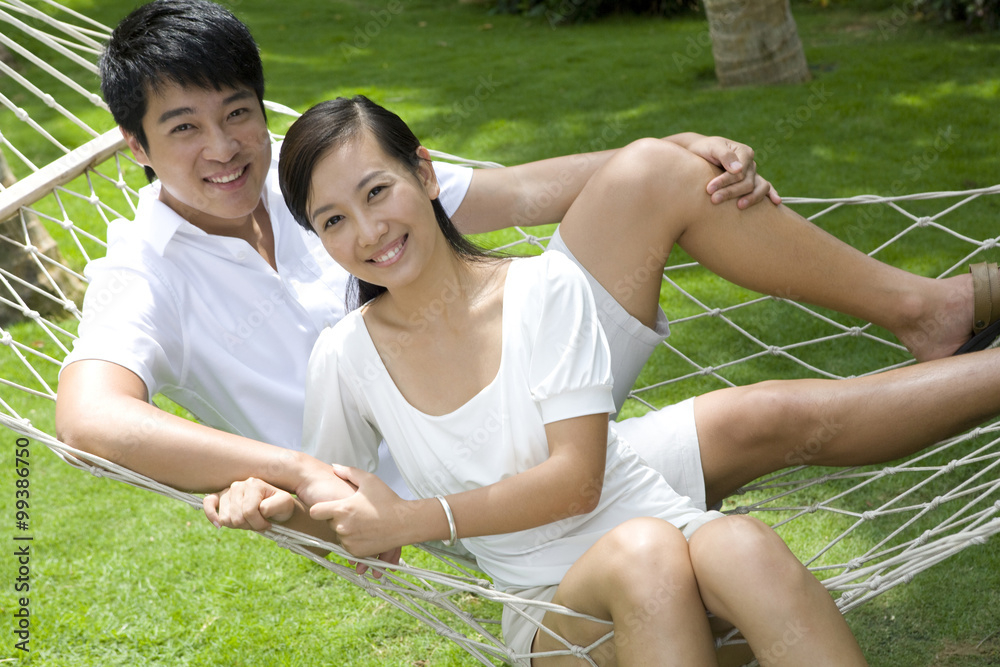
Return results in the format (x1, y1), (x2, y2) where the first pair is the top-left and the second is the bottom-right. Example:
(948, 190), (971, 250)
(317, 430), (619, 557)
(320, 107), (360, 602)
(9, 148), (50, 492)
(848, 558), (864, 569)
(24, 244), (37, 255)
(25, 310), (40, 320)
(862, 511), (878, 521)
(15, 107), (29, 121)
(88, 195), (100, 206)
(848, 326), (862, 336)
(700, 366), (716, 376)
(916, 216), (933, 226)
(928, 496), (943, 510)
(0, 331), (12, 346)
(709, 308), (722, 317)
(768, 345), (781, 355)
(569, 645), (590, 659)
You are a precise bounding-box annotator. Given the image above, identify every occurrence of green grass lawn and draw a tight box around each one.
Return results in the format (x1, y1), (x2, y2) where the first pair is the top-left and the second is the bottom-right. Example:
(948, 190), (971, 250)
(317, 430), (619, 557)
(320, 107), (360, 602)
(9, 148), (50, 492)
(1, 0), (1000, 664)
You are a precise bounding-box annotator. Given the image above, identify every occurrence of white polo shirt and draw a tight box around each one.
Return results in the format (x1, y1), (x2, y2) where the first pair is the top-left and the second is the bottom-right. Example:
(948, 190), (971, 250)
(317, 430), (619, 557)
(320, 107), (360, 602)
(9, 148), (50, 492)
(62, 150), (473, 456)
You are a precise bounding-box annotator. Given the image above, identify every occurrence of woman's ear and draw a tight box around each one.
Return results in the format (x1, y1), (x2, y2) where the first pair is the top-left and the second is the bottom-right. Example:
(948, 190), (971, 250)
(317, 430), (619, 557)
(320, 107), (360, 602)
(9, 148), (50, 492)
(415, 146), (441, 200)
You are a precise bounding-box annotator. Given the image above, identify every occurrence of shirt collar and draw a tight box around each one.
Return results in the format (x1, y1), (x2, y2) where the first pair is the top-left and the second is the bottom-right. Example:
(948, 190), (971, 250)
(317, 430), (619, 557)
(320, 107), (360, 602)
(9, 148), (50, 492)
(134, 182), (201, 256)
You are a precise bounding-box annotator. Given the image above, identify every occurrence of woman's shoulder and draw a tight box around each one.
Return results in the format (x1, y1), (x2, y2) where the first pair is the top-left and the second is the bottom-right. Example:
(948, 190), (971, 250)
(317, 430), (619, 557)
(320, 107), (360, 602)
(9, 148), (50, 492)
(507, 251), (590, 301)
(311, 309), (370, 362)
(510, 250), (582, 282)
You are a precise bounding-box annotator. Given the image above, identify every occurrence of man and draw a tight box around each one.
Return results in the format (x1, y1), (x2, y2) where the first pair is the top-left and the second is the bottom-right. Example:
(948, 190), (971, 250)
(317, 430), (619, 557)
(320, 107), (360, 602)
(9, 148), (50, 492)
(56, 0), (1000, 543)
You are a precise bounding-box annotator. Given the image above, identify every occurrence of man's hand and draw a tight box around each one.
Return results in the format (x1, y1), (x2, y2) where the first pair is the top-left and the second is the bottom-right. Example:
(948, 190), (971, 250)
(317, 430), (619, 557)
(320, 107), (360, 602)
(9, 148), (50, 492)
(204, 477), (295, 531)
(292, 457), (360, 507)
(679, 135), (782, 209)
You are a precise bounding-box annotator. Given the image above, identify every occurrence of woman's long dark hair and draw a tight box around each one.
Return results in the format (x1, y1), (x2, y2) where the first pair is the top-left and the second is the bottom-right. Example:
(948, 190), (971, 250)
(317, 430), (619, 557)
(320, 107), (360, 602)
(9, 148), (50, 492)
(278, 95), (490, 309)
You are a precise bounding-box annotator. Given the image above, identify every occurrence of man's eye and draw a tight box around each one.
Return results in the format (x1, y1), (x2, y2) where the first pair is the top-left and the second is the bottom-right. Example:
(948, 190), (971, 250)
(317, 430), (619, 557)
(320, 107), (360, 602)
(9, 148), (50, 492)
(171, 123), (193, 133)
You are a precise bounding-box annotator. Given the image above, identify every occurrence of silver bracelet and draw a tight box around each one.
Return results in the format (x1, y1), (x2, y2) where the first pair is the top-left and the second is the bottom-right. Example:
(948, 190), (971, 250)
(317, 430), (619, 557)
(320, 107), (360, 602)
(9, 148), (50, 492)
(435, 495), (457, 547)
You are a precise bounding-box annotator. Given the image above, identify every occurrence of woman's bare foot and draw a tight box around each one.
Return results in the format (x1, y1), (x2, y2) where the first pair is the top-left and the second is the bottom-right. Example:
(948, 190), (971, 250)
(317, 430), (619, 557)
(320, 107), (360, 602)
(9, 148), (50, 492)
(896, 273), (975, 361)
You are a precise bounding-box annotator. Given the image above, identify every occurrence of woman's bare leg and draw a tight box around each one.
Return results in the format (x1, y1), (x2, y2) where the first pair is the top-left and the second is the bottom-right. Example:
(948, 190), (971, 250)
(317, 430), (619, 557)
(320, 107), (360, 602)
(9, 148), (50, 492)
(532, 518), (716, 666)
(557, 138), (973, 363)
(695, 347), (1000, 507)
(689, 516), (868, 666)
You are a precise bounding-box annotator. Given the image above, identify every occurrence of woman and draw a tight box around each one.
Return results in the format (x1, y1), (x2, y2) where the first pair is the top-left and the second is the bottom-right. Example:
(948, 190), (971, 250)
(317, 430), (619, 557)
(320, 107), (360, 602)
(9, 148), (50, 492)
(262, 95), (867, 666)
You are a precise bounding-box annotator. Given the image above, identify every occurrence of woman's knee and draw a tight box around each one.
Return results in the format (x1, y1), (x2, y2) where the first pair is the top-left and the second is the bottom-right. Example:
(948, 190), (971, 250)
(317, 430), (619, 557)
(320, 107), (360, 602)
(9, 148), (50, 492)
(690, 515), (805, 590)
(607, 138), (715, 193)
(602, 518), (698, 599)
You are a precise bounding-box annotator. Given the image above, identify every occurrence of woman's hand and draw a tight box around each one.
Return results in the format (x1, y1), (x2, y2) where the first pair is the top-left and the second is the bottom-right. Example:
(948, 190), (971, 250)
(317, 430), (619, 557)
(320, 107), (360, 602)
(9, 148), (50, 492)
(310, 464), (408, 574)
(203, 477), (296, 531)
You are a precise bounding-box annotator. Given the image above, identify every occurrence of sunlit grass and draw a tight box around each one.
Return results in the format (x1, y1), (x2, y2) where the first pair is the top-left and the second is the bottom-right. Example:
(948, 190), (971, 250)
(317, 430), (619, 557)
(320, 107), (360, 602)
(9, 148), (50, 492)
(0, 0), (998, 664)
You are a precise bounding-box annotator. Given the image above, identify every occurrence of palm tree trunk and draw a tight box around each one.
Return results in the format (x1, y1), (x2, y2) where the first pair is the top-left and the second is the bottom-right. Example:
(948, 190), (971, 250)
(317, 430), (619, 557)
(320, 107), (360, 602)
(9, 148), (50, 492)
(703, 0), (810, 87)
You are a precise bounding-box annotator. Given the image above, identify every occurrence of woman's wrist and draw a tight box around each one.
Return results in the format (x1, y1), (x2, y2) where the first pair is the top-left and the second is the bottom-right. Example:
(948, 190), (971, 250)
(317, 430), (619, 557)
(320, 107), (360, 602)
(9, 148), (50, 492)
(404, 497), (456, 546)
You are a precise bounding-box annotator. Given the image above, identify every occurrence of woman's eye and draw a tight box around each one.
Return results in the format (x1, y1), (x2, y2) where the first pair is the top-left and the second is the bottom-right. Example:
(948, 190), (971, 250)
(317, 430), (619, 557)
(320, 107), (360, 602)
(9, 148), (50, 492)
(323, 215), (343, 229)
(368, 185), (385, 200)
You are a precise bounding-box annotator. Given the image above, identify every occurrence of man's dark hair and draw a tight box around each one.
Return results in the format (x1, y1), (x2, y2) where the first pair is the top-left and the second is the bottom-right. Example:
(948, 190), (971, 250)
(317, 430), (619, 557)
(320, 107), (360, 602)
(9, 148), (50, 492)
(99, 0), (266, 181)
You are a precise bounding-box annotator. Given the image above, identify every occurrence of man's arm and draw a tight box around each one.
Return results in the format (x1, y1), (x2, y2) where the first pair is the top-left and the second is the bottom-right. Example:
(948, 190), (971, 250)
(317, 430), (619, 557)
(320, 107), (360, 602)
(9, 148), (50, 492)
(55, 359), (352, 506)
(450, 134), (778, 235)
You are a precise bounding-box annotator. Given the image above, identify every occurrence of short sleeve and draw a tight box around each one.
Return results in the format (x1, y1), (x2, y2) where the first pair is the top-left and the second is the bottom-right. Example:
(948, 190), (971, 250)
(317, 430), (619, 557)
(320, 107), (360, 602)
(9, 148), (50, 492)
(432, 161), (473, 218)
(61, 257), (184, 399)
(302, 324), (383, 471)
(526, 254), (616, 424)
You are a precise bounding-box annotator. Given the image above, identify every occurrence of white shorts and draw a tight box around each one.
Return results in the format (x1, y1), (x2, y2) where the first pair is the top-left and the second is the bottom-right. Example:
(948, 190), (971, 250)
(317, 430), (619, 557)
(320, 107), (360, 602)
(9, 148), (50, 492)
(545, 228), (671, 413)
(500, 510), (727, 663)
(545, 229), (706, 508)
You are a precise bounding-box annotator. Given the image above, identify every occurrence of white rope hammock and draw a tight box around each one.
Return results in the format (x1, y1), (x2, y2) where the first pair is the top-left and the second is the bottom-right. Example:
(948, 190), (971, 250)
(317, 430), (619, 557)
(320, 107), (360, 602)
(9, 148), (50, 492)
(2, 2), (999, 663)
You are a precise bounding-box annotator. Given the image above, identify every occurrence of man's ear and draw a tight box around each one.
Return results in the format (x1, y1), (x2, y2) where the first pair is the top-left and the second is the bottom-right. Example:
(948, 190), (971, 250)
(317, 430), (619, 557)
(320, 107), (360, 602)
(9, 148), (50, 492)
(121, 128), (151, 168)
(415, 146), (440, 200)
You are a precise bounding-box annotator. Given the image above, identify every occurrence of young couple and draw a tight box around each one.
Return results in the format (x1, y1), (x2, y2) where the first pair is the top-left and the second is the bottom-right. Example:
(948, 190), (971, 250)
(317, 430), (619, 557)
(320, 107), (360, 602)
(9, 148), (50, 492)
(55, 0), (1000, 663)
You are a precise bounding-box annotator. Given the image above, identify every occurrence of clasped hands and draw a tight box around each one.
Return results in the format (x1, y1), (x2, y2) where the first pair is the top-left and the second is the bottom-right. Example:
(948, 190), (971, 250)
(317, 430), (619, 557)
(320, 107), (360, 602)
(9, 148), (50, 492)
(203, 464), (408, 575)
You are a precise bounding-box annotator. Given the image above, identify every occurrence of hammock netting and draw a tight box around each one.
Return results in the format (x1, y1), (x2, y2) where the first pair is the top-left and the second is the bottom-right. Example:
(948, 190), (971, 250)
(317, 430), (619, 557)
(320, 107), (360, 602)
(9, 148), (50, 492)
(2, 1), (999, 664)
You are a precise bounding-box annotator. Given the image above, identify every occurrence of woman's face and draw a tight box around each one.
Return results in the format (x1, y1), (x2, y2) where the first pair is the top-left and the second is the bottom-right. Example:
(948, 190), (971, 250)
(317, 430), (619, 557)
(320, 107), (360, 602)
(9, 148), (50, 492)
(306, 132), (442, 292)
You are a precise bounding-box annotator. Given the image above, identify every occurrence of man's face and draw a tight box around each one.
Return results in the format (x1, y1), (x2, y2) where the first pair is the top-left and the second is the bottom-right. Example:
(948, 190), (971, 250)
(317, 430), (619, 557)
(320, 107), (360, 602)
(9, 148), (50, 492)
(125, 81), (272, 234)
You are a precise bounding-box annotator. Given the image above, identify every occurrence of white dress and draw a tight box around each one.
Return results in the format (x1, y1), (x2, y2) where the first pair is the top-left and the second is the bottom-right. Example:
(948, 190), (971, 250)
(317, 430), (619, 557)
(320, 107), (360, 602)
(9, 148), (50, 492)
(303, 252), (707, 591)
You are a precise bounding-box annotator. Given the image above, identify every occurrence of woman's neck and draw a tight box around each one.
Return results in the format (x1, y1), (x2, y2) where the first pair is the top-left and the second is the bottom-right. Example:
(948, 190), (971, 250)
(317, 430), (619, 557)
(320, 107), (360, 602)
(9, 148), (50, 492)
(376, 250), (487, 327)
